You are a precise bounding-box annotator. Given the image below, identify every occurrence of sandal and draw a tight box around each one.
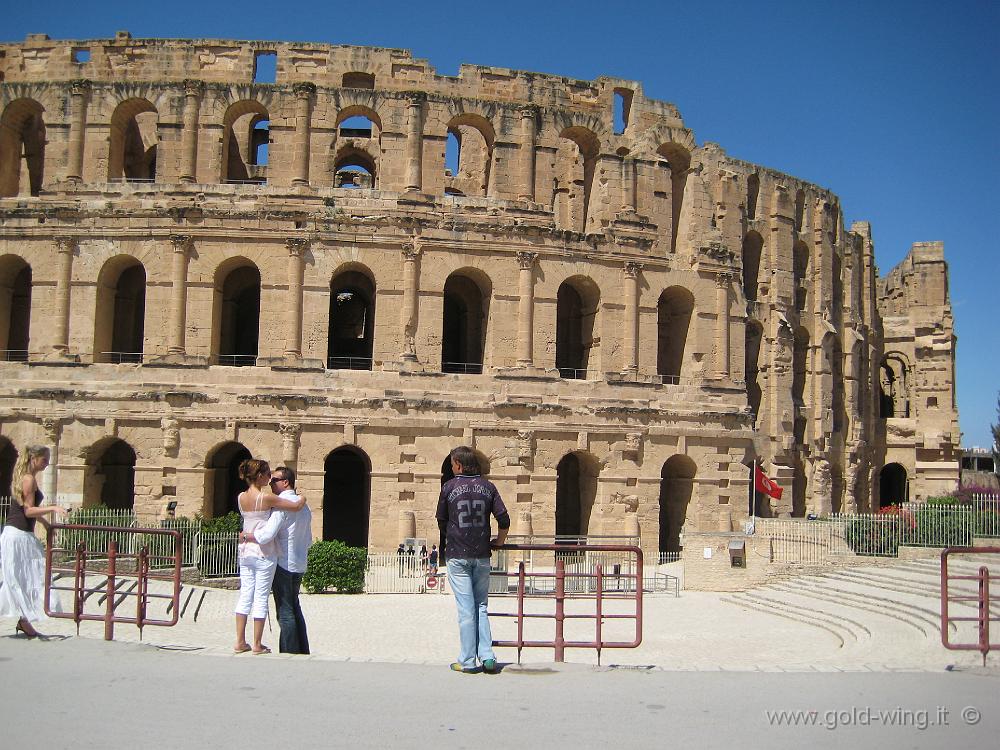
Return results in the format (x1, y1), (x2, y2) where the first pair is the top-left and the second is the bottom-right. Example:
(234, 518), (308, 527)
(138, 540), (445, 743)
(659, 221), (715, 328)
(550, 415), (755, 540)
(252, 646), (271, 655)
(233, 644), (252, 654)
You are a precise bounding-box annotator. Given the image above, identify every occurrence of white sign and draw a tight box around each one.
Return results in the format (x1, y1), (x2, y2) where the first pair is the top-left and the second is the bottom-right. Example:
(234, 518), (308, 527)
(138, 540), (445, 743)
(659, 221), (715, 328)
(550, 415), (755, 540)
(703, 547), (712, 559)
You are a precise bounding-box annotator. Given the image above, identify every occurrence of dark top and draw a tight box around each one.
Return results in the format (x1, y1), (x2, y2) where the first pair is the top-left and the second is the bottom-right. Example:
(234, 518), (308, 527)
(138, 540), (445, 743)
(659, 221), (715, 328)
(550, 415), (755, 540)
(6, 488), (42, 533)
(436, 474), (510, 560)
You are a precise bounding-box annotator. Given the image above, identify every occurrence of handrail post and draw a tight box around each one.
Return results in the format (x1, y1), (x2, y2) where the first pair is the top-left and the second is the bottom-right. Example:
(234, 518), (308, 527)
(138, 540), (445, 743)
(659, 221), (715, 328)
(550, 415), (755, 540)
(517, 561), (526, 665)
(979, 566), (990, 667)
(105, 540), (117, 641)
(554, 557), (565, 662)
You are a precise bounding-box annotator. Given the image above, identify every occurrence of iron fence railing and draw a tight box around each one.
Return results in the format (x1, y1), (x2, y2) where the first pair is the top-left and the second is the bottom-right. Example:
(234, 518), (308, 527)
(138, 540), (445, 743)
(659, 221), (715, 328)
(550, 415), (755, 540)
(0, 349), (30, 362)
(327, 356), (373, 370)
(195, 531), (239, 577)
(216, 354), (258, 367)
(442, 361), (484, 375)
(100, 351), (144, 364)
(558, 367), (589, 380)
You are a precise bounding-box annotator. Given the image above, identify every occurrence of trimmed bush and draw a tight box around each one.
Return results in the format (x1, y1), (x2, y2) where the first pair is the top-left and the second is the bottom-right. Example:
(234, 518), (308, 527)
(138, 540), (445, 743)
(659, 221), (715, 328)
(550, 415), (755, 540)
(303, 540), (367, 594)
(844, 513), (899, 557)
(196, 511), (241, 534)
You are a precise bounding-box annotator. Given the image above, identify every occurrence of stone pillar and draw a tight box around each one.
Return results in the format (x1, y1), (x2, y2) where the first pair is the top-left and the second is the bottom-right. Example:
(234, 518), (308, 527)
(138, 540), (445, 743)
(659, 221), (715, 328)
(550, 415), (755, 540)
(404, 93), (425, 192)
(42, 418), (60, 503)
(66, 80), (90, 183)
(291, 83), (315, 187)
(620, 157), (636, 212)
(52, 237), (75, 354)
(279, 423), (301, 470)
(623, 261), (642, 373)
(401, 241), (421, 361)
(518, 106), (536, 202)
(168, 235), (191, 355)
(179, 80), (204, 183)
(516, 251), (537, 366)
(284, 237), (308, 359)
(715, 273), (731, 378)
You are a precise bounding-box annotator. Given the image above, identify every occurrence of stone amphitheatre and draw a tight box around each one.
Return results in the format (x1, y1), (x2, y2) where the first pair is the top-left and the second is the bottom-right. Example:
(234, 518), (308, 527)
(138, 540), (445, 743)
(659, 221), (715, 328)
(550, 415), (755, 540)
(0, 32), (960, 559)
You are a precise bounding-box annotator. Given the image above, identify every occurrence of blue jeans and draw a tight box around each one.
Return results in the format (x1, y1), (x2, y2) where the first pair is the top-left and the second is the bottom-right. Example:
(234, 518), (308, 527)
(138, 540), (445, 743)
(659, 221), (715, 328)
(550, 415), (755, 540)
(272, 566), (309, 654)
(446, 557), (496, 668)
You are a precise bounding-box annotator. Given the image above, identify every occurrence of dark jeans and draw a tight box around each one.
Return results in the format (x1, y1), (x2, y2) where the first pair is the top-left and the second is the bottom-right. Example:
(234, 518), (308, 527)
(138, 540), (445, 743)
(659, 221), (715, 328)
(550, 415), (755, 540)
(272, 565), (309, 654)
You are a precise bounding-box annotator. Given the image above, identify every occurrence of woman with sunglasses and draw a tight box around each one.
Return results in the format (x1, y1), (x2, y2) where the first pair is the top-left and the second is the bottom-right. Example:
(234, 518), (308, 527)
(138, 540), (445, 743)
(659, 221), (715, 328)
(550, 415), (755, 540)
(233, 458), (304, 655)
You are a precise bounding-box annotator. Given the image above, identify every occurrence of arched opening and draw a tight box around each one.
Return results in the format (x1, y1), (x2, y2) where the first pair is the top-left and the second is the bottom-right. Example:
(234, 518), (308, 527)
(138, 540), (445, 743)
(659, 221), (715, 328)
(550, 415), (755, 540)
(556, 277), (599, 379)
(94, 257), (145, 363)
(742, 231), (763, 301)
(880, 354), (909, 419)
(879, 463), (908, 507)
(323, 447), (371, 547)
(656, 143), (691, 253)
(440, 451), (491, 485)
(334, 146), (376, 188)
(214, 261), (260, 367)
(0, 256), (31, 361)
(746, 173), (760, 220)
(792, 326), (809, 444)
(108, 98), (158, 181)
(444, 115), (495, 198)
(442, 272), (489, 374)
(745, 320), (763, 423)
(86, 438), (136, 510)
(830, 336), (846, 435)
(328, 268), (375, 370)
(0, 437), (16, 497)
(657, 286), (694, 383)
(206, 442), (251, 518)
(334, 108), (381, 189)
(221, 101), (269, 183)
(659, 455), (696, 553)
(0, 98), (46, 197)
(555, 452), (597, 539)
(794, 189), (805, 232)
(793, 241), (809, 313)
(555, 127), (599, 233)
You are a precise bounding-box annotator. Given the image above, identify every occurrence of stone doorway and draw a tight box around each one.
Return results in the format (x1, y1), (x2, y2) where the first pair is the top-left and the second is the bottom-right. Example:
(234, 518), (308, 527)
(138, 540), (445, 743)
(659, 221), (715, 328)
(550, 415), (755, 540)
(323, 447), (370, 547)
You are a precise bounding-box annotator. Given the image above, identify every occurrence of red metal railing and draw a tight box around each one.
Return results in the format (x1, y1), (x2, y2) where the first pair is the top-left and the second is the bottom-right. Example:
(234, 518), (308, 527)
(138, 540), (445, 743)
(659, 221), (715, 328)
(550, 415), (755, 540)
(940, 546), (1000, 666)
(44, 523), (183, 641)
(490, 543), (643, 664)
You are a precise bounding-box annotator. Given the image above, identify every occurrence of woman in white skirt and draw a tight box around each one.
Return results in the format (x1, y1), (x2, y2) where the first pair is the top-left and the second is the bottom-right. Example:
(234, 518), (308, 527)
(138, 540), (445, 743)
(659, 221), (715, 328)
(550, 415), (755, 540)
(0, 444), (68, 637)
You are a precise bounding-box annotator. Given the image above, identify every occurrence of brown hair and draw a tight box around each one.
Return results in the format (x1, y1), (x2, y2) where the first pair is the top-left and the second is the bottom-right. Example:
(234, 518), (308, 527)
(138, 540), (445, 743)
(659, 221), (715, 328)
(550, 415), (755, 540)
(12, 444), (49, 506)
(238, 458), (270, 483)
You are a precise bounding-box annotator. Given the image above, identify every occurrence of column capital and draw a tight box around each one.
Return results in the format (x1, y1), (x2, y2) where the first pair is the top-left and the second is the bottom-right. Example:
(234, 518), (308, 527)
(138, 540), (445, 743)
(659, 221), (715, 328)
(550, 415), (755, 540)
(401, 241), (422, 262)
(404, 91), (427, 106)
(285, 237), (311, 256)
(41, 417), (62, 441)
(716, 272), (733, 288)
(624, 261), (644, 279)
(169, 234), (192, 253)
(182, 78), (205, 97)
(518, 105), (539, 120)
(279, 422), (302, 439)
(55, 236), (77, 253)
(69, 79), (91, 96)
(516, 251), (538, 270)
(293, 81), (317, 99)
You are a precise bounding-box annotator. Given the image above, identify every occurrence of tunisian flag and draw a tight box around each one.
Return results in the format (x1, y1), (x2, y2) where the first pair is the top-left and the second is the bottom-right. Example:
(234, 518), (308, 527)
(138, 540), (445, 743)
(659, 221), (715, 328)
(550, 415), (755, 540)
(754, 463), (784, 500)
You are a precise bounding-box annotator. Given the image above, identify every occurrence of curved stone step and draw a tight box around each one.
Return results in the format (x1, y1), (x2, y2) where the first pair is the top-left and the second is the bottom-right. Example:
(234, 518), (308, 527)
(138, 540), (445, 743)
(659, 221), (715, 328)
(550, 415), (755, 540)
(734, 589), (872, 641)
(722, 593), (849, 648)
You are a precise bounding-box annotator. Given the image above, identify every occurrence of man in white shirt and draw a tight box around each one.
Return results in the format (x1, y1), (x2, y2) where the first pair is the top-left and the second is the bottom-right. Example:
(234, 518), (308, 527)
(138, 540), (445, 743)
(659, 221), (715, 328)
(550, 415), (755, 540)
(250, 466), (312, 654)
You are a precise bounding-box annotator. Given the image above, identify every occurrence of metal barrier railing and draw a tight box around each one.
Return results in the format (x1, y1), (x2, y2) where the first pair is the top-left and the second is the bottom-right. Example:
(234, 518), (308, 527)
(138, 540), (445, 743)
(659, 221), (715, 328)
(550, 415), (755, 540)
(941, 546), (1000, 665)
(490, 542), (643, 664)
(327, 356), (373, 370)
(44, 523), (183, 641)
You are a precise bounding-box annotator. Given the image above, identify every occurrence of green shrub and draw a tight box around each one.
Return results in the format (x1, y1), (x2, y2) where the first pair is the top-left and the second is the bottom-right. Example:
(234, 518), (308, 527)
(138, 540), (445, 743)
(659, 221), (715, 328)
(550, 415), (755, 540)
(908, 506), (972, 547)
(196, 511), (241, 534)
(844, 514), (899, 556)
(303, 540), (367, 594)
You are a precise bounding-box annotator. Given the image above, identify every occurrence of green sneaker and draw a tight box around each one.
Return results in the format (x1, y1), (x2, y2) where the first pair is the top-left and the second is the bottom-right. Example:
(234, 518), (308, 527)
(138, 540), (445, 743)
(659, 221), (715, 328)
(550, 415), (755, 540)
(482, 658), (499, 674)
(450, 662), (476, 674)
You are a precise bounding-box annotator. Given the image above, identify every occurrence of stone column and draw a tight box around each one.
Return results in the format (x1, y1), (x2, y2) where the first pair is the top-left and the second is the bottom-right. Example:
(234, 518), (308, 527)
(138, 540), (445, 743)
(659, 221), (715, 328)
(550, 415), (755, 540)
(516, 252), (538, 366)
(66, 80), (90, 183)
(623, 261), (642, 373)
(284, 237), (308, 359)
(400, 241), (421, 361)
(167, 235), (192, 355)
(179, 80), (204, 184)
(620, 157), (635, 212)
(42, 418), (60, 503)
(715, 273), (731, 378)
(404, 93), (425, 192)
(518, 106), (537, 202)
(279, 423), (301, 470)
(53, 237), (75, 354)
(291, 83), (315, 187)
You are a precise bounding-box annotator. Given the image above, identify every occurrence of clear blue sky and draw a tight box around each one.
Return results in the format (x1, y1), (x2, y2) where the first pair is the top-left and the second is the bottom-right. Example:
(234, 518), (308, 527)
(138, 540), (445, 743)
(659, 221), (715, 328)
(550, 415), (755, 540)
(6, 0), (999, 448)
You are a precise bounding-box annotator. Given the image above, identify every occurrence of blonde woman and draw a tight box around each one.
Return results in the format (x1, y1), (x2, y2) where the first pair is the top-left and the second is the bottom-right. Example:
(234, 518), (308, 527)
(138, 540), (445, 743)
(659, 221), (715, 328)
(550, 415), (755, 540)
(233, 458), (304, 655)
(0, 445), (68, 638)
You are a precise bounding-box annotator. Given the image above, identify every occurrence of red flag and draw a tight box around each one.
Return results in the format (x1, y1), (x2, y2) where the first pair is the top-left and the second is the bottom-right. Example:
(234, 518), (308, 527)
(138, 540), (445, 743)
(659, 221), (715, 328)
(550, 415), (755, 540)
(754, 463), (783, 500)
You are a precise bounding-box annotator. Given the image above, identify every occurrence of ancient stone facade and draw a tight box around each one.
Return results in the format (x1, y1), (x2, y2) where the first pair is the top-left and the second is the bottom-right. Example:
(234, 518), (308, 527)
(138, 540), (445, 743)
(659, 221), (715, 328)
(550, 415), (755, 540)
(0, 33), (960, 555)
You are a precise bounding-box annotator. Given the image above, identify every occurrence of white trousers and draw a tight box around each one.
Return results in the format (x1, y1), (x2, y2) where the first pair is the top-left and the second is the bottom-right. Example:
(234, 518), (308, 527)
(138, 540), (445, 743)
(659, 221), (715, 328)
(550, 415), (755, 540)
(235, 555), (277, 619)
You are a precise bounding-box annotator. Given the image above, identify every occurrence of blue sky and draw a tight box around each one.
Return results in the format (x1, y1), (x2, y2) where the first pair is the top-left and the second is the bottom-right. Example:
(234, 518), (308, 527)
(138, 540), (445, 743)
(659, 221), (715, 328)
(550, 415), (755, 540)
(6, 0), (999, 447)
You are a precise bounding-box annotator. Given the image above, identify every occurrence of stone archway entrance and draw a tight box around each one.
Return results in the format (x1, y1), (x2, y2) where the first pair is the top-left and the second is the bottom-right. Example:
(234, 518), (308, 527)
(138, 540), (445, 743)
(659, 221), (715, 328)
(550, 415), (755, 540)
(87, 439), (136, 510)
(207, 442), (251, 518)
(879, 463), (908, 507)
(323, 447), (370, 547)
(659, 455), (696, 554)
(0, 437), (16, 497)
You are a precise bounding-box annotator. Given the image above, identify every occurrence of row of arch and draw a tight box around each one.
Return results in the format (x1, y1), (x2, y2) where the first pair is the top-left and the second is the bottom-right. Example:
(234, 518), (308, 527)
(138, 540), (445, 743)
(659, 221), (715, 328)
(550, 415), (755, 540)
(0, 253), (696, 379)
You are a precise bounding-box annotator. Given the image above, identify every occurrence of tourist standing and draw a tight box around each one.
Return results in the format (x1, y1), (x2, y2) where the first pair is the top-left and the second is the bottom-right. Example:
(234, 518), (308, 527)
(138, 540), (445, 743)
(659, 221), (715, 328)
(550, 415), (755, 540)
(436, 446), (509, 673)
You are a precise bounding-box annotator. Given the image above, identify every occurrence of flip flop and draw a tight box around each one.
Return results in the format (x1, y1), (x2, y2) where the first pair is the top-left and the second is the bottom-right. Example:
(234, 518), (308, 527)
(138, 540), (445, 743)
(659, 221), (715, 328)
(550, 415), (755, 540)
(233, 645), (252, 654)
(252, 646), (271, 655)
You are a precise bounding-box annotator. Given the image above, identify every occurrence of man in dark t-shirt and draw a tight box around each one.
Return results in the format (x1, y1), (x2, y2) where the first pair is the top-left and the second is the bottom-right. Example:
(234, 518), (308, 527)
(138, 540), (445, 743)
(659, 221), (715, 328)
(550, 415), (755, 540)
(436, 446), (509, 674)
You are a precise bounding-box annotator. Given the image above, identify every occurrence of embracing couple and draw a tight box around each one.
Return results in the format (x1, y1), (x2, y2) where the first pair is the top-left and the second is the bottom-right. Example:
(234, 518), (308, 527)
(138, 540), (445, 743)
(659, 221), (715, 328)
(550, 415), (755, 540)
(233, 458), (312, 655)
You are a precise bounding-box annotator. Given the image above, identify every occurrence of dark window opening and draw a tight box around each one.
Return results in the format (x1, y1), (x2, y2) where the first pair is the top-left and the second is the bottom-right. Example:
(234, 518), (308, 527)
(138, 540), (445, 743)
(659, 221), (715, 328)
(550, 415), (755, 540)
(613, 88), (633, 135)
(0, 439), (15, 496)
(879, 356), (909, 419)
(3, 264), (31, 360)
(794, 189), (805, 232)
(747, 173), (760, 220)
(109, 264), (145, 363)
(745, 321), (763, 424)
(91, 439), (136, 511)
(831, 339), (846, 434)
(328, 271), (375, 370)
(742, 232), (762, 301)
(1, 102), (46, 196)
(208, 442), (251, 518)
(556, 453), (582, 537)
(253, 52), (277, 84)
(659, 456), (695, 553)
(323, 448), (371, 547)
(218, 265), (260, 366)
(441, 274), (486, 374)
(792, 460), (807, 517)
(657, 288), (693, 382)
(879, 463), (908, 507)
(342, 72), (375, 89)
(793, 241), (809, 313)
(556, 281), (597, 379)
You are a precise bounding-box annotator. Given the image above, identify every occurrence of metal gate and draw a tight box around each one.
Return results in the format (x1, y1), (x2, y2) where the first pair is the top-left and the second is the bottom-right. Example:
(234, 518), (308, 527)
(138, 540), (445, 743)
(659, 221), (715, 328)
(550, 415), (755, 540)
(940, 546), (1000, 665)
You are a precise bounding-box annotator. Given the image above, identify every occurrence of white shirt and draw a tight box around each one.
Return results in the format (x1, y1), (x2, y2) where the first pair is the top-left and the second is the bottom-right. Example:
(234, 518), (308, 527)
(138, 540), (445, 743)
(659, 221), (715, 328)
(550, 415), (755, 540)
(254, 489), (313, 573)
